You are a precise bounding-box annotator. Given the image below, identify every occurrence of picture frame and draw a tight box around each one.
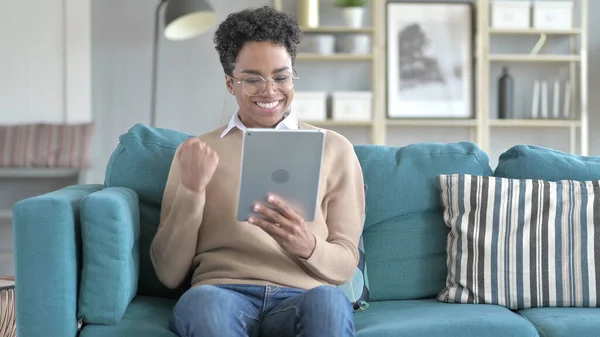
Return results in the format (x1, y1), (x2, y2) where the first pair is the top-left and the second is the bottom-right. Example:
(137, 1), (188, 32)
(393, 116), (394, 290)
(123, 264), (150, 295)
(386, 1), (475, 119)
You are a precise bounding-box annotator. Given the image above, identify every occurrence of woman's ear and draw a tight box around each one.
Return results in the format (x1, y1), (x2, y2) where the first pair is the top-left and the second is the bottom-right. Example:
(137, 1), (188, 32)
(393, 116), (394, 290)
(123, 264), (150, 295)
(225, 75), (235, 95)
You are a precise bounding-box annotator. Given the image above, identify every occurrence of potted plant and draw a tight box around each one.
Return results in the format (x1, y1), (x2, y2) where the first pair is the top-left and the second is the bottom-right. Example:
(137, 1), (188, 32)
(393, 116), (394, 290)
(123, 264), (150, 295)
(335, 0), (367, 28)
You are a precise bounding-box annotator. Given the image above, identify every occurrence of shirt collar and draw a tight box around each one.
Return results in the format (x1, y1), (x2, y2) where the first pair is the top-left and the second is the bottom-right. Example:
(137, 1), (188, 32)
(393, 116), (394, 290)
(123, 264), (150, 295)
(220, 109), (298, 138)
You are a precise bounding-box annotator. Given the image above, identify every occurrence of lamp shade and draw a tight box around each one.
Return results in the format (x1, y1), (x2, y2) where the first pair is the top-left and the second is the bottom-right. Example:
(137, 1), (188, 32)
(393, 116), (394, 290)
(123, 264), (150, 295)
(164, 0), (216, 40)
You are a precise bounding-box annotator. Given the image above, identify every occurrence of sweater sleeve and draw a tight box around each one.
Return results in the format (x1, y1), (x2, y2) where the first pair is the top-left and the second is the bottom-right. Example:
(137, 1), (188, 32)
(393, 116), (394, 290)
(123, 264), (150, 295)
(299, 138), (366, 285)
(150, 146), (206, 289)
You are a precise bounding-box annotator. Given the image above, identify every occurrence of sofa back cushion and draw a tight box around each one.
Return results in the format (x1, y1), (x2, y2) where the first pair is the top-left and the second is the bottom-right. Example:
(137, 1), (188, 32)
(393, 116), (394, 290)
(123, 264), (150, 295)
(104, 124), (191, 298)
(354, 142), (493, 301)
(495, 145), (600, 181)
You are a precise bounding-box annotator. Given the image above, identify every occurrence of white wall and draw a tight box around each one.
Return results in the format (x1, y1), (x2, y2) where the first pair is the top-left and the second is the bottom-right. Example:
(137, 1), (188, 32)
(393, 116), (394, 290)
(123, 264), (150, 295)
(0, 0), (91, 276)
(0, 0), (91, 124)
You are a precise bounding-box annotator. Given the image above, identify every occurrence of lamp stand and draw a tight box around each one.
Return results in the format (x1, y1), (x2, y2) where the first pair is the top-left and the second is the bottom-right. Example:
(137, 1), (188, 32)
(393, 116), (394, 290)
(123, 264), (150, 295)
(150, 0), (168, 127)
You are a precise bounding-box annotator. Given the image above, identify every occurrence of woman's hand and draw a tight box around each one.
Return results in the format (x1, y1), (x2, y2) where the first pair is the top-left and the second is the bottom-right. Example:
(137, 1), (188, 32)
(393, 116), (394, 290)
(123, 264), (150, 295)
(177, 138), (219, 192)
(248, 194), (316, 259)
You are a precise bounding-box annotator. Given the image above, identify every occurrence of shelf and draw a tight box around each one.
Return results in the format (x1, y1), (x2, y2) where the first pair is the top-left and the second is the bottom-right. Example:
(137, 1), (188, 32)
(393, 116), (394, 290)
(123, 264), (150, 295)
(301, 26), (373, 34)
(0, 210), (12, 221)
(488, 54), (581, 62)
(278, 0), (588, 154)
(302, 120), (373, 127)
(0, 168), (80, 178)
(489, 28), (581, 35)
(386, 119), (477, 127)
(296, 53), (373, 61)
(489, 119), (581, 128)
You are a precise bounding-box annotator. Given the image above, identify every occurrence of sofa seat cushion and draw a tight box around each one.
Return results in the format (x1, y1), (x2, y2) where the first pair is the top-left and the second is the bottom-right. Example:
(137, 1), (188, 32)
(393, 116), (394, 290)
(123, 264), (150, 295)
(518, 307), (600, 337)
(79, 296), (176, 337)
(354, 299), (538, 337)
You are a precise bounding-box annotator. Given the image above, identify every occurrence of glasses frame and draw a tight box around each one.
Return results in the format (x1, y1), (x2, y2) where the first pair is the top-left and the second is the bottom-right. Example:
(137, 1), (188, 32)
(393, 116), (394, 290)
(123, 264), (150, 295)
(228, 68), (299, 96)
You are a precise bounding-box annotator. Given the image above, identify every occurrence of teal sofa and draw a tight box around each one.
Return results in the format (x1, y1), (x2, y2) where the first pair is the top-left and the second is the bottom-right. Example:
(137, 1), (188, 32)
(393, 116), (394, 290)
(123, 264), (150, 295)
(12, 124), (600, 337)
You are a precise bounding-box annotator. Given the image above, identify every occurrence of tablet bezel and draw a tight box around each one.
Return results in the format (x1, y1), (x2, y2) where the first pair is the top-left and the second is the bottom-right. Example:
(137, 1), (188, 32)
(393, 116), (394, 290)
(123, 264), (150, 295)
(236, 128), (326, 223)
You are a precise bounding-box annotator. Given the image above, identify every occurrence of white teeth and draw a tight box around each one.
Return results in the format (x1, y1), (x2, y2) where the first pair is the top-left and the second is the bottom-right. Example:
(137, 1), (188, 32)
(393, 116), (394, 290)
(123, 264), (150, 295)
(256, 101), (279, 109)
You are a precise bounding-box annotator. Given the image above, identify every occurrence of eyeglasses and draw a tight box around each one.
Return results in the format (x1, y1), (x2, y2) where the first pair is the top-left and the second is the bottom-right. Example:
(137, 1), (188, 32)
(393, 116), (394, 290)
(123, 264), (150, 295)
(228, 70), (299, 96)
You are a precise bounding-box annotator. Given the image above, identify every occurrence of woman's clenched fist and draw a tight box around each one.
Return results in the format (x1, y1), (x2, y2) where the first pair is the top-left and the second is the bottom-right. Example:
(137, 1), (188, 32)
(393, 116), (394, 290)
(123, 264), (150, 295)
(177, 138), (219, 192)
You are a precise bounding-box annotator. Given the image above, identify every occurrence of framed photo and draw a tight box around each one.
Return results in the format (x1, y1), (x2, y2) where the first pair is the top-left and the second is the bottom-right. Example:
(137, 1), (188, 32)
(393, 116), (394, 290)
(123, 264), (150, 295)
(386, 1), (474, 118)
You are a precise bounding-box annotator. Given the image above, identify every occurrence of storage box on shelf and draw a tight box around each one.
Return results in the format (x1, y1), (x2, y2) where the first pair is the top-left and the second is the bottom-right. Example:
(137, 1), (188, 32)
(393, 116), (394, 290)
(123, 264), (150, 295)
(491, 0), (531, 29)
(533, 0), (573, 29)
(332, 91), (372, 122)
(292, 91), (374, 127)
(490, 0), (576, 31)
(292, 91), (328, 121)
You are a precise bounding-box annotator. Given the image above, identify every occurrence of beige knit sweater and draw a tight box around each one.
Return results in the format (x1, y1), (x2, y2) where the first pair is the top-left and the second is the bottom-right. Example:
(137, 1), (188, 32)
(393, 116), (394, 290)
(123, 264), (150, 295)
(150, 122), (365, 290)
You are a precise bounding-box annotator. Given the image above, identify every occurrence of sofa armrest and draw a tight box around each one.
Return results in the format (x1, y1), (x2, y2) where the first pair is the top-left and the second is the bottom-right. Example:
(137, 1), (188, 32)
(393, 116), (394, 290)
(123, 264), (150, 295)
(12, 184), (103, 337)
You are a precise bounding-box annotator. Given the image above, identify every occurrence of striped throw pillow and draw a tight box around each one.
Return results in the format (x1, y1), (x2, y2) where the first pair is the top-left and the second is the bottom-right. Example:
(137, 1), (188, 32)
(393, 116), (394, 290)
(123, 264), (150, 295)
(437, 173), (600, 309)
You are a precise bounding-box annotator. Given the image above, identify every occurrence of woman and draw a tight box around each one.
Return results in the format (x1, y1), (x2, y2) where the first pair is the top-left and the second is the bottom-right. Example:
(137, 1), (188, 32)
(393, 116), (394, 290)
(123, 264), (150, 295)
(150, 6), (365, 337)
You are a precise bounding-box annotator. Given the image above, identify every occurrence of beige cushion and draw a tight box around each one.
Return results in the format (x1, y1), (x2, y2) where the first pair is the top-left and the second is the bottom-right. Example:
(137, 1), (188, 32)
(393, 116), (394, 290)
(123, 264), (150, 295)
(0, 123), (94, 168)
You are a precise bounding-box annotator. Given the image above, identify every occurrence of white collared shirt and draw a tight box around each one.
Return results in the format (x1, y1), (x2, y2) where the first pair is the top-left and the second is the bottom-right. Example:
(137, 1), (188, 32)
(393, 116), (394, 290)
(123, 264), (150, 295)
(220, 110), (299, 138)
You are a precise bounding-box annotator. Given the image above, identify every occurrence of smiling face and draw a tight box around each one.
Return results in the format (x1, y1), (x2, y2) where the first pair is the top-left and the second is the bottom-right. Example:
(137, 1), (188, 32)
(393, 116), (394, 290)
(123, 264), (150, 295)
(225, 41), (295, 128)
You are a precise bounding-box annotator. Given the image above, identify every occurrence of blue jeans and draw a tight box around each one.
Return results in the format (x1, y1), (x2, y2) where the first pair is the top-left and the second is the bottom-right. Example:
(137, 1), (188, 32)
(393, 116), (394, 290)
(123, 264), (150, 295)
(169, 284), (355, 337)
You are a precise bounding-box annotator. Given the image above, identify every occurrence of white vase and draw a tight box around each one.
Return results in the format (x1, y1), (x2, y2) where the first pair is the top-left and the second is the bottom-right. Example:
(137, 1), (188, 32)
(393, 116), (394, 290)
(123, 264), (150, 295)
(342, 7), (364, 28)
(337, 34), (370, 54)
(314, 35), (335, 55)
(351, 35), (370, 54)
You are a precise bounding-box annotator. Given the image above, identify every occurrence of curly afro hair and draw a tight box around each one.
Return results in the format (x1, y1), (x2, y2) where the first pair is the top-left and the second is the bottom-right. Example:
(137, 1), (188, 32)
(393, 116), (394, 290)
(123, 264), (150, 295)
(213, 6), (302, 76)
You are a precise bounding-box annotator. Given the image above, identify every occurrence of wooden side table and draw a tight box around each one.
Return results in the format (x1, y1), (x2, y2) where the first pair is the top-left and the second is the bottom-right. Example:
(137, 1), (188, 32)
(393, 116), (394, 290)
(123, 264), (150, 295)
(0, 276), (16, 337)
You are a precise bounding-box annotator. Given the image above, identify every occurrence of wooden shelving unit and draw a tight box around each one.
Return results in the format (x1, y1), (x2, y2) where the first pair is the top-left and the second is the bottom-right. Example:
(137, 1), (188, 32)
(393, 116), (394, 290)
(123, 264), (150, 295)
(489, 119), (581, 128)
(479, 0), (588, 155)
(0, 210), (12, 221)
(489, 28), (581, 35)
(273, 0), (588, 154)
(386, 119), (478, 127)
(0, 168), (82, 220)
(0, 168), (81, 179)
(303, 120), (373, 127)
(296, 53), (373, 61)
(488, 54), (581, 62)
(274, 0), (382, 143)
(300, 26), (373, 34)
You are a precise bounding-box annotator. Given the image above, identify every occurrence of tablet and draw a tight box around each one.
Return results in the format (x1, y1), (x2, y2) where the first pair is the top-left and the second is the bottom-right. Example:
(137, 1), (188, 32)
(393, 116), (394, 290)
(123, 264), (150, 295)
(237, 128), (326, 222)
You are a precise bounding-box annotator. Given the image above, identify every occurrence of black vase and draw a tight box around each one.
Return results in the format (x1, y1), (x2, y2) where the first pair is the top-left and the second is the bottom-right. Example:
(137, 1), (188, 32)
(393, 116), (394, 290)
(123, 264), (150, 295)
(498, 67), (514, 119)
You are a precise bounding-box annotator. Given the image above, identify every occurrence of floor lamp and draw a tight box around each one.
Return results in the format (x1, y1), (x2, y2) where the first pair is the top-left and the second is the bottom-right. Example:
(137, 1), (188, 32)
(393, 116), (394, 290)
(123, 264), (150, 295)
(150, 0), (216, 127)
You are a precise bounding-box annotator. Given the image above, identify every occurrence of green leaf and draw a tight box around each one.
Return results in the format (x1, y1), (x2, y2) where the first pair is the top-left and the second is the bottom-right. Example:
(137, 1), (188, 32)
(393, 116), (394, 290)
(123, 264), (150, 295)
(335, 0), (367, 7)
